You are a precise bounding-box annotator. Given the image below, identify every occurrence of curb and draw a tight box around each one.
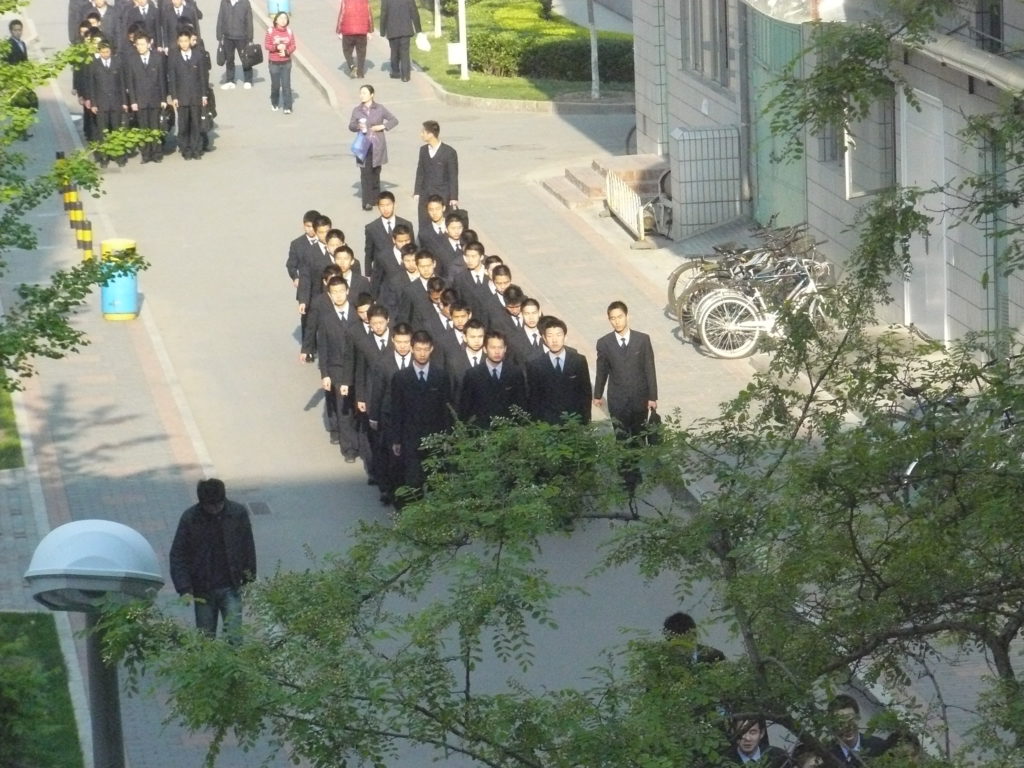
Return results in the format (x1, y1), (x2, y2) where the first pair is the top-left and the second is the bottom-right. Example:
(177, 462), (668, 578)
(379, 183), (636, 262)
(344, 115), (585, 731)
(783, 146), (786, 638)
(253, 14), (634, 115)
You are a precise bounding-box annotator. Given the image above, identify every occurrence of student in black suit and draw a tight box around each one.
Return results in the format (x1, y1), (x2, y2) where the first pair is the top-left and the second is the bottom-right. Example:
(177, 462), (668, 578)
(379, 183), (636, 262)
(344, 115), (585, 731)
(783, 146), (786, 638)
(372, 223), (415, 289)
(593, 301), (658, 439)
(378, 243), (420, 319)
(118, 0), (160, 52)
(160, 0), (203, 52)
(68, 0), (93, 43)
(379, 0), (420, 82)
(167, 29), (208, 159)
(5, 19), (28, 64)
(297, 218), (337, 330)
(333, 245), (372, 300)
(85, 1), (120, 42)
(286, 209), (320, 299)
(417, 195), (451, 274)
(86, 40), (127, 166)
(436, 211), (467, 275)
(353, 305), (395, 488)
(827, 695), (886, 766)
(446, 318), (486, 404)
(387, 330), (452, 497)
(363, 321), (413, 504)
(314, 277), (361, 459)
(726, 718), (788, 767)
(526, 317), (592, 425)
(395, 251), (438, 326)
(124, 32), (166, 163)
(300, 263), (344, 362)
(458, 331), (527, 427)
(413, 120), (459, 229)
(364, 191), (414, 286)
(488, 284), (526, 342)
(451, 241), (490, 321)
(507, 297), (546, 366)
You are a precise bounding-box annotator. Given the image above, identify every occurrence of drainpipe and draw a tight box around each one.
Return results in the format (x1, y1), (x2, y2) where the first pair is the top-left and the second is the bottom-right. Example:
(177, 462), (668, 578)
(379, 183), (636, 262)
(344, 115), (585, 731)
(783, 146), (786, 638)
(737, 0), (752, 208)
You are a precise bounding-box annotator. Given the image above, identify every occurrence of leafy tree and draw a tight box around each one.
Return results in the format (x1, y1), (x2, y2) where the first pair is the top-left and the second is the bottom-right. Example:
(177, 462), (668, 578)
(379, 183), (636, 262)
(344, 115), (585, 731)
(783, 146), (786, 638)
(0, 0), (150, 392)
(101, 2), (1024, 767)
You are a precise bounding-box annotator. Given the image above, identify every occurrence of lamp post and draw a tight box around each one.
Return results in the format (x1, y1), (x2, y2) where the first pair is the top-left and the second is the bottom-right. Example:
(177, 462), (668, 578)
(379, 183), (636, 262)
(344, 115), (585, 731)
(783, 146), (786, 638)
(24, 520), (164, 768)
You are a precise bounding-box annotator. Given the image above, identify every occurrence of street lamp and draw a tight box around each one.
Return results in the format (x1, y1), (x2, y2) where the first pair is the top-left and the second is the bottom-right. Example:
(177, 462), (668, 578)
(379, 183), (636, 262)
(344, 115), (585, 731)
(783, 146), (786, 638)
(24, 520), (164, 768)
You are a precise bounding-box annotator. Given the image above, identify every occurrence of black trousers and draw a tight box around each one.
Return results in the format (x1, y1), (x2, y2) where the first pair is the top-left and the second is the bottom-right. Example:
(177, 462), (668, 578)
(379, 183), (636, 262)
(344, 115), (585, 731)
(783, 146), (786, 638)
(134, 105), (162, 160)
(388, 35), (411, 80)
(176, 104), (203, 157)
(325, 387), (360, 458)
(342, 34), (367, 76)
(222, 37), (253, 84)
(358, 143), (381, 208)
(93, 109), (124, 162)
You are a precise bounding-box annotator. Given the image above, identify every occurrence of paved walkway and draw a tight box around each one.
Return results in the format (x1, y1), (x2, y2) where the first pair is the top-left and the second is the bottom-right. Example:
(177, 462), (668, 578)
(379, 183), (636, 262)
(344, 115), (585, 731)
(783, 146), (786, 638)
(3, 1), (755, 766)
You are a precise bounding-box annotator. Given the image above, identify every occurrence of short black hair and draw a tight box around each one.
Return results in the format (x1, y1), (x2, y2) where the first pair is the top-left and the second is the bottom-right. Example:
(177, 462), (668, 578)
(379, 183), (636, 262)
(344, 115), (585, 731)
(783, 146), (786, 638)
(607, 300), (628, 315)
(377, 190), (395, 203)
(521, 297), (540, 312)
(355, 292), (374, 308)
(426, 276), (446, 292)
(313, 215), (332, 229)
(415, 250), (436, 263)
(827, 694), (860, 716)
(422, 120), (440, 137)
(333, 244), (354, 259)
(485, 330), (507, 345)
(9, 19), (24, 32)
(540, 316), (567, 335)
(662, 612), (696, 636)
(392, 223), (413, 239)
(326, 276), (349, 290)
(392, 322), (413, 337)
(464, 318), (485, 332)
(368, 305), (390, 320)
(464, 241), (485, 257)
(196, 478), (226, 504)
(445, 211), (463, 225)
(491, 264), (511, 279)
(426, 194), (445, 206)
(303, 209), (321, 224)
(321, 264), (343, 281)
(411, 330), (433, 346)
(504, 285), (525, 305)
(326, 228), (346, 243)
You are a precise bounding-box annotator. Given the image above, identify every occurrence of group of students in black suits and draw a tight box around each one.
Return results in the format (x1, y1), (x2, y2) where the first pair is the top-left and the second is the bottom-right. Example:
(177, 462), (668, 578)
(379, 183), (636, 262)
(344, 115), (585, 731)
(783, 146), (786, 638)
(286, 196), (660, 507)
(68, 0), (212, 163)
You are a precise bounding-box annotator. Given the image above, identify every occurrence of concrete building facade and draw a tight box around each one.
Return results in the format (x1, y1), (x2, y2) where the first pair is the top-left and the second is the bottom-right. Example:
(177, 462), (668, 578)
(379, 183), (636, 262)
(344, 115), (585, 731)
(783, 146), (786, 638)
(632, 0), (1024, 341)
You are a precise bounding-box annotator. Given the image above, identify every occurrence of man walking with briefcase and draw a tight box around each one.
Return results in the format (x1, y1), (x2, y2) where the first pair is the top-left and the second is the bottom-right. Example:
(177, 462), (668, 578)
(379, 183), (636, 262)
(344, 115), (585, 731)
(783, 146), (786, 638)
(216, 0), (255, 89)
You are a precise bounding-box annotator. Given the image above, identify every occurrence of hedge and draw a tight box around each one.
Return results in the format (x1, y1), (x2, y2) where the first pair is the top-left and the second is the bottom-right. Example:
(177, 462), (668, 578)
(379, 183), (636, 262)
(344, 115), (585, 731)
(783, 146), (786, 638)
(467, 33), (634, 82)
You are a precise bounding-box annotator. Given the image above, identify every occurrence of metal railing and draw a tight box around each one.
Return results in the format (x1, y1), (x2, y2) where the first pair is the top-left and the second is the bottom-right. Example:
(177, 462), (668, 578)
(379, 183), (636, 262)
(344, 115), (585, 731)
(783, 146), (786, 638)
(939, 0), (1024, 60)
(605, 171), (646, 241)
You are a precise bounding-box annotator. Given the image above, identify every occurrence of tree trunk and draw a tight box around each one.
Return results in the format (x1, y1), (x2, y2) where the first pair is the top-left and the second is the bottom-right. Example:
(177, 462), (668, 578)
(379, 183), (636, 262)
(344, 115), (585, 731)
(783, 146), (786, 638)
(587, 0), (600, 99)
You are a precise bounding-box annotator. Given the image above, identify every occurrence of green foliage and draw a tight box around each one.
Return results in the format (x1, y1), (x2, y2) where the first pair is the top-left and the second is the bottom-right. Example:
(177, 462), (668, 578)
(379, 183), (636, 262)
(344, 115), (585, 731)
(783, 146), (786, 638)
(0, 612), (83, 768)
(467, 31), (527, 78)
(521, 36), (634, 82)
(0, 387), (21, 468)
(0, 1), (151, 391)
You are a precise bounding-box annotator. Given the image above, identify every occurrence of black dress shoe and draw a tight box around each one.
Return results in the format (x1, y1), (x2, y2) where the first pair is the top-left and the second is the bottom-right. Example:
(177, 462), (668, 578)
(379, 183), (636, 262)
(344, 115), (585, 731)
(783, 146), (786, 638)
(362, 204), (373, 211)
(402, 76), (410, 82)
(330, 433), (340, 445)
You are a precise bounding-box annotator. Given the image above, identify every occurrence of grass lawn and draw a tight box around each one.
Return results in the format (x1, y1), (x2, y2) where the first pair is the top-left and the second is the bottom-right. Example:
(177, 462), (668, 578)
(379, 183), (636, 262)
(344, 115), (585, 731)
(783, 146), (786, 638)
(371, 0), (634, 100)
(0, 612), (84, 768)
(0, 388), (24, 469)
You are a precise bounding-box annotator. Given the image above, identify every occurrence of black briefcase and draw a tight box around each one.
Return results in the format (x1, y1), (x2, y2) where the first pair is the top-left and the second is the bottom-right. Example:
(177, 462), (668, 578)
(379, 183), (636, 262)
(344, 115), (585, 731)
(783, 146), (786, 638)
(240, 42), (264, 68)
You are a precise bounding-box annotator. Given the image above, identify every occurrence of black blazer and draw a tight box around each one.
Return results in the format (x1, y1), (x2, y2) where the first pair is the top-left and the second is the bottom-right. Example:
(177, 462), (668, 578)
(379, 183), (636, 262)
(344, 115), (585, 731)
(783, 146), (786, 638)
(124, 51), (167, 108)
(167, 48), (207, 105)
(314, 304), (359, 386)
(526, 347), (592, 425)
(5, 35), (28, 64)
(377, 271), (417, 319)
(160, 2), (203, 50)
(593, 330), (658, 417)
(87, 57), (126, 111)
(828, 735), (886, 766)
(458, 362), (527, 427)
(386, 364), (452, 451)
(344, 271), (373, 304)
(507, 325), (545, 368)
(286, 233), (317, 288)
(396, 278), (432, 327)
(297, 243), (333, 309)
(417, 224), (454, 277)
(118, 2), (161, 49)
(379, 0), (421, 39)
(414, 142), (459, 203)
(725, 746), (788, 767)
(446, 345), (486, 403)
(364, 216), (413, 285)
(452, 270), (491, 321)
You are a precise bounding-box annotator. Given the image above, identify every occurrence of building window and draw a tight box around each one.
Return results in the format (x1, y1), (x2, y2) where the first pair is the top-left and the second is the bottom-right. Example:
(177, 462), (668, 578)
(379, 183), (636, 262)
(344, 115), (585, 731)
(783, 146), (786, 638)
(681, 0), (729, 87)
(818, 122), (843, 165)
(845, 90), (896, 198)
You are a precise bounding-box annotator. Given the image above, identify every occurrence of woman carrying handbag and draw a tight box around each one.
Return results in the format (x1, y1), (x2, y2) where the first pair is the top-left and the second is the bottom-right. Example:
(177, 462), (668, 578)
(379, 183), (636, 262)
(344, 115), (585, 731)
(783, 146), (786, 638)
(348, 84), (398, 210)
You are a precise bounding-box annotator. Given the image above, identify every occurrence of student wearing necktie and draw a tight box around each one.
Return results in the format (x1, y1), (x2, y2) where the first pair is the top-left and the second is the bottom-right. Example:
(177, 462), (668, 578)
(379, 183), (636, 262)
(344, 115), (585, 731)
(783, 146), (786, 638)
(85, 39), (128, 167)
(362, 319), (413, 505)
(313, 277), (360, 461)
(159, 0), (203, 54)
(5, 19), (28, 64)
(458, 331), (527, 428)
(593, 300), (659, 440)
(385, 330), (452, 502)
(526, 316), (592, 426)
(125, 32), (167, 163)
(167, 29), (209, 159)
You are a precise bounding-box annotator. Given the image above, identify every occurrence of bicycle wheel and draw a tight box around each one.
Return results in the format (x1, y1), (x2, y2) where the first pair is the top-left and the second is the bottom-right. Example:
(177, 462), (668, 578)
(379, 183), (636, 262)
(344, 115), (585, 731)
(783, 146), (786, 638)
(698, 293), (764, 359)
(666, 259), (715, 318)
(675, 277), (730, 340)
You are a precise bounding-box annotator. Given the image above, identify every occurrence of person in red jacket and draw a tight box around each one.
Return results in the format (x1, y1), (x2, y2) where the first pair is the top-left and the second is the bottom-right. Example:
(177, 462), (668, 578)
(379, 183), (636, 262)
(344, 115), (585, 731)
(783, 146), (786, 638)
(336, 0), (373, 79)
(264, 11), (296, 113)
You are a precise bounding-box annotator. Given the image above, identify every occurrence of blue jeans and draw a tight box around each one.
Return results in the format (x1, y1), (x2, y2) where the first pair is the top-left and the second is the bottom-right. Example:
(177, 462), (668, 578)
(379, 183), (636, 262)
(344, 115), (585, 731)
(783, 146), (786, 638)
(194, 586), (242, 642)
(269, 60), (292, 110)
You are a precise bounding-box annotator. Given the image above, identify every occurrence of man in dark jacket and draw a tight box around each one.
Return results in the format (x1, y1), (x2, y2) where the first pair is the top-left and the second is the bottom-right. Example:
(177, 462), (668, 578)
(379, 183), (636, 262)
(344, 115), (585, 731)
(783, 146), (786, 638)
(379, 0), (420, 82)
(215, 0), (254, 88)
(169, 478), (257, 640)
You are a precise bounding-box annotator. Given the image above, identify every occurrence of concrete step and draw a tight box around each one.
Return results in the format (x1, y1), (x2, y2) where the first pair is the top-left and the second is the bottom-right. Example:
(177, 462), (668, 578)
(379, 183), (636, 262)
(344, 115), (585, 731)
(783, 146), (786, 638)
(592, 153), (669, 183)
(564, 165), (607, 199)
(542, 176), (597, 210)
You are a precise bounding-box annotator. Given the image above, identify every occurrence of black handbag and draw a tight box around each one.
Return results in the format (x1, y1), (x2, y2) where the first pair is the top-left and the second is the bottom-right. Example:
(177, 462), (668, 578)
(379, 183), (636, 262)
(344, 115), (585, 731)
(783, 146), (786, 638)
(199, 107), (214, 133)
(240, 42), (264, 68)
(645, 408), (663, 446)
(216, 40), (225, 66)
(158, 104), (175, 132)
